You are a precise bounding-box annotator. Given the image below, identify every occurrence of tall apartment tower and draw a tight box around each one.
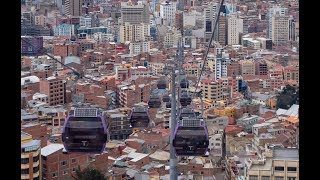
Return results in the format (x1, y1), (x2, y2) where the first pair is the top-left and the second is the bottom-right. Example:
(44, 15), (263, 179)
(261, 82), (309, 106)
(271, 14), (289, 45)
(227, 15), (242, 45)
(267, 6), (288, 39)
(215, 48), (230, 80)
(121, 1), (150, 25)
(65, 0), (82, 16)
(119, 22), (150, 43)
(204, 2), (218, 42)
(216, 7), (227, 46)
(160, 1), (177, 26)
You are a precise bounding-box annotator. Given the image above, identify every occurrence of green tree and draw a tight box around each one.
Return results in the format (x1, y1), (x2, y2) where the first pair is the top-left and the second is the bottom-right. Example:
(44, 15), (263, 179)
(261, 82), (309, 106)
(277, 85), (299, 109)
(73, 166), (106, 180)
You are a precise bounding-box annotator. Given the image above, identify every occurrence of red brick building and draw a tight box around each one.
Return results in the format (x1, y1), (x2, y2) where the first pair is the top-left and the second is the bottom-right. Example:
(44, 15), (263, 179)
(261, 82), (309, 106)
(22, 123), (48, 148)
(41, 144), (89, 180)
(39, 76), (66, 106)
(53, 43), (80, 60)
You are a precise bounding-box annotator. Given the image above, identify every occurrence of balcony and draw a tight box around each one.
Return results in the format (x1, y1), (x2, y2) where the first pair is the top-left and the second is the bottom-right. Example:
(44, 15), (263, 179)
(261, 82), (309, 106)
(21, 174), (30, 180)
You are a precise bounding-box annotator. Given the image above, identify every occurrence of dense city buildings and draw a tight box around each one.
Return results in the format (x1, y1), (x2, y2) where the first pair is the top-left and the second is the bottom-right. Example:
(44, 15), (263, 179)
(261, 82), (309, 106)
(21, 0), (299, 179)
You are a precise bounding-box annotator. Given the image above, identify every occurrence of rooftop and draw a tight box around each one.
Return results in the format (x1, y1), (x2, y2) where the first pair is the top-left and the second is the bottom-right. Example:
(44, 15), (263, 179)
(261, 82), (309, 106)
(149, 150), (170, 161)
(127, 152), (149, 162)
(273, 148), (299, 160)
(249, 158), (272, 170)
(276, 104), (299, 117)
(21, 131), (31, 140)
(21, 139), (41, 149)
(21, 76), (40, 86)
(41, 144), (65, 157)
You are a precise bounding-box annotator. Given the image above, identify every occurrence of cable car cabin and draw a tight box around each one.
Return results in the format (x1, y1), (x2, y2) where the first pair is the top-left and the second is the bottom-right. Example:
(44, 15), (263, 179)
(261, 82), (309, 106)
(162, 94), (170, 102)
(129, 106), (150, 128)
(180, 91), (192, 107)
(180, 78), (189, 89)
(148, 94), (161, 108)
(179, 107), (196, 120)
(62, 108), (108, 154)
(157, 79), (167, 89)
(173, 118), (209, 156)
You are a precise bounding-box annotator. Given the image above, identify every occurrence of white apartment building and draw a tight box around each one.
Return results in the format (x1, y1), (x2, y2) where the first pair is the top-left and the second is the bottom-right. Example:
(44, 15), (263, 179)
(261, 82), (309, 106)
(80, 16), (92, 28)
(267, 6), (288, 39)
(160, 1), (177, 26)
(119, 22), (150, 43)
(227, 15), (242, 45)
(129, 41), (150, 55)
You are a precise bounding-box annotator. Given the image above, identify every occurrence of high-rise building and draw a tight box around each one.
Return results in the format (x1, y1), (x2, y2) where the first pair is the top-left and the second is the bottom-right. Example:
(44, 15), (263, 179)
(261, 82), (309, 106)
(56, 0), (66, 15)
(21, 132), (41, 180)
(160, 1), (177, 26)
(119, 22), (150, 43)
(271, 14), (289, 45)
(39, 76), (66, 106)
(175, 11), (183, 30)
(200, 78), (224, 102)
(227, 15), (242, 45)
(65, 0), (82, 16)
(215, 50), (230, 80)
(121, 1), (149, 25)
(289, 17), (299, 42)
(267, 6), (288, 39)
(217, 10), (227, 46)
(204, 2), (218, 42)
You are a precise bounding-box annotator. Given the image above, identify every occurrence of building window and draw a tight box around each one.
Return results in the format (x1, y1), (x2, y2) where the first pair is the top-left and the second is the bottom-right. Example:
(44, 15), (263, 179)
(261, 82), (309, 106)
(61, 160), (68, 166)
(33, 166), (39, 173)
(274, 177), (284, 180)
(21, 168), (29, 174)
(249, 175), (258, 180)
(71, 158), (77, 163)
(21, 158), (29, 164)
(63, 170), (68, 175)
(33, 155), (39, 162)
(261, 176), (270, 180)
(72, 167), (77, 172)
(287, 167), (297, 172)
(52, 172), (57, 177)
(287, 177), (296, 180)
(274, 166), (284, 171)
(33, 177), (39, 180)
